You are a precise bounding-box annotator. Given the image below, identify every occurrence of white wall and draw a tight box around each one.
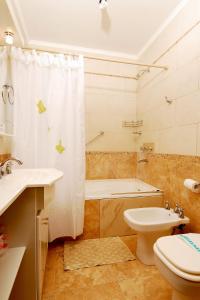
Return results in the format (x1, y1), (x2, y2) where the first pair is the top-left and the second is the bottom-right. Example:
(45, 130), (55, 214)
(136, 0), (200, 156)
(85, 58), (137, 151)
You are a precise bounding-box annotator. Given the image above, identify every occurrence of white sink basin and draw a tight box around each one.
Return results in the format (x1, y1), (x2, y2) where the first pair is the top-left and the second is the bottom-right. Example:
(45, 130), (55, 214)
(0, 168), (63, 216)
(124, 207), (190, 265)
(124, 207), (189, 232)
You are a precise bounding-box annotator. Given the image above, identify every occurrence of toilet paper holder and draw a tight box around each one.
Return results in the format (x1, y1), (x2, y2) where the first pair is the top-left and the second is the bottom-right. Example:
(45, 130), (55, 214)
(184, 179), (200, 193)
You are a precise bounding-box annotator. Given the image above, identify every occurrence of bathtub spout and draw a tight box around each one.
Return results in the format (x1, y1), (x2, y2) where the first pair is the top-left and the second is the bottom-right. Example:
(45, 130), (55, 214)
(137, 159), (148, 163)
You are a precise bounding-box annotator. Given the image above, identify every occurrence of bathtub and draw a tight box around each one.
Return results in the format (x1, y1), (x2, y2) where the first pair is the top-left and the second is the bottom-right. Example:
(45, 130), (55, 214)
(85, 178), (163, 200)
(84, 178), (163, 239)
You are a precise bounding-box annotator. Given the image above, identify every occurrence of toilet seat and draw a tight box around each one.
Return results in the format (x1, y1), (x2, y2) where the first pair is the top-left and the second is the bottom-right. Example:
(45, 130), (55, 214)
(154, 234), (200, 282)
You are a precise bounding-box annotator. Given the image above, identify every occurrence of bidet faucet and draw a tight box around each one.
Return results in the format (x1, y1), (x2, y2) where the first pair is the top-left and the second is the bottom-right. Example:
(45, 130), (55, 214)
(165, 201), (170, 210)
(174, 203), (180, 214)
(0, 157), (23, 178)
(179, 208), (185, 219)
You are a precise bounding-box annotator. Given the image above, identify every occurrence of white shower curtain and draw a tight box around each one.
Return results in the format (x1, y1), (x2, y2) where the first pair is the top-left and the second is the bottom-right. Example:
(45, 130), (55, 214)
(11, 47), (85, 241)
(0, 48), (8, 130)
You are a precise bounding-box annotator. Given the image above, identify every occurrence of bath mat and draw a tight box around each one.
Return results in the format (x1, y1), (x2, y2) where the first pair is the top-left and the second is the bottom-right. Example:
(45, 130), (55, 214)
(64, 236), (135, 271)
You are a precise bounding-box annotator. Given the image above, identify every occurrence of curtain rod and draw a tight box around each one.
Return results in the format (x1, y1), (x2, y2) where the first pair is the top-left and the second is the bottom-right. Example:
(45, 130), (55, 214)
(85, 71), (137, 80)
(137, 20), (200, 80)
(20, 46), (168, 70)
(0, 45), (167, 80)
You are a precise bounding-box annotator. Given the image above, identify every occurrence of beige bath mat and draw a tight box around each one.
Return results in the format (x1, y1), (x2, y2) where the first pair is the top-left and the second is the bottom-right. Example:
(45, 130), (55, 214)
(64, 237), (135, 271)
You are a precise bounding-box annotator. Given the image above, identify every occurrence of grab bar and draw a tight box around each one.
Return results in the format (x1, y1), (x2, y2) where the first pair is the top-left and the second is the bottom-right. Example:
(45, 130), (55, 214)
(86, 131), (104, 145)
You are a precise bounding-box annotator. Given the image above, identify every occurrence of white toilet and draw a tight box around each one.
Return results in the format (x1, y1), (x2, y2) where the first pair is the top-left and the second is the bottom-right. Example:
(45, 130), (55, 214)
(154, 233), (200, 300)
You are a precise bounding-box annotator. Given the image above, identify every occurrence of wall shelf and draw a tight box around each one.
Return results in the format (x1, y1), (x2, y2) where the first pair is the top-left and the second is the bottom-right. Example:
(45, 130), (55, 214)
(0, 247), (26, 300)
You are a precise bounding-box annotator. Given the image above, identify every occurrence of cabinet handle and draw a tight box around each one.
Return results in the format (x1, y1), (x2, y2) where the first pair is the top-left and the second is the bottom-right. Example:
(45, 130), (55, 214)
(42, 217), (49, 221)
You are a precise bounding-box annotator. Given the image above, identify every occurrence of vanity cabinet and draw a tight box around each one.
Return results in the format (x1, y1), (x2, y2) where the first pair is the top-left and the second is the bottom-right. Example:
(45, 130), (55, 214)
(0, 169), (62, 300)
(37, 208), (49, 299)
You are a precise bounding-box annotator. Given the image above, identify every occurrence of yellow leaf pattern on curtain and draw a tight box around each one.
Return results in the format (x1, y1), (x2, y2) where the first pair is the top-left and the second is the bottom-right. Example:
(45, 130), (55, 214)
(37, 100), (46, 113)
(56, 140), (65, 154)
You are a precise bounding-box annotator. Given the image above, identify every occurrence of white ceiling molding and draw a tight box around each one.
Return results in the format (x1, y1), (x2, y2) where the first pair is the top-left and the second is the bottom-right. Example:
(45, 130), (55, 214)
(28, 40), (139, 61)
(5, 0), (29, 45)
(5, 0), (188, 61)
(137, 0), (189, 58)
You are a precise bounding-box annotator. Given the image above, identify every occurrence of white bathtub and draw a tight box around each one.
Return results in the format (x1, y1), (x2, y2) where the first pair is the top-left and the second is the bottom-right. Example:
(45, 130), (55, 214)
(85, 178), (163, 200)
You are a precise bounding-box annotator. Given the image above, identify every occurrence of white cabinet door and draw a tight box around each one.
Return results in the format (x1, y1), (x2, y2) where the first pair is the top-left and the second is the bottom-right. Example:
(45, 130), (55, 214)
(37, 209), (48, 300)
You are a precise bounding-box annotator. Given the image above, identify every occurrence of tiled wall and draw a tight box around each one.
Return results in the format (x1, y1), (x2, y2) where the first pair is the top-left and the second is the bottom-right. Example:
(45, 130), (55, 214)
(0, 153), (11, 163)
(85, 58), (137, 152)
(83, 195), (163, 239)
(86, 151), (137, 179)
(0, 136), (11, 159)
(137, 153), (200, 232)
(135, 1), (200, 233)
(136, 0), (200, 156)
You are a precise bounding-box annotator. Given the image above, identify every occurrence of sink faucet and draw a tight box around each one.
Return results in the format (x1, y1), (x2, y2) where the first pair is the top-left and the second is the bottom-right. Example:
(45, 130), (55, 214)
(0, 157), (23, 178)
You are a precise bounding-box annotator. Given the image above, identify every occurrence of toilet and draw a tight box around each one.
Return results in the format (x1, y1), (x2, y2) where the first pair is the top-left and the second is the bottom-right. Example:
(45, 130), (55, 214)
(154, 233), (200, 300)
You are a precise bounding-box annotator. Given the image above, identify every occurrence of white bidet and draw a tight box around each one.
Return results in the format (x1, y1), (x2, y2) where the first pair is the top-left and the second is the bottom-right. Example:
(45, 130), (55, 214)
(124, 207), (189, 265)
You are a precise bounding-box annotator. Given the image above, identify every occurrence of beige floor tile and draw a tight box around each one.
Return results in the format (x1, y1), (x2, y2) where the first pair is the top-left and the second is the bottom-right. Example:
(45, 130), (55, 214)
(42, 236), (172, 300)
(120, 235), (137, 253)
(118, 269), (172, 300)
(54, 283), (125, 300)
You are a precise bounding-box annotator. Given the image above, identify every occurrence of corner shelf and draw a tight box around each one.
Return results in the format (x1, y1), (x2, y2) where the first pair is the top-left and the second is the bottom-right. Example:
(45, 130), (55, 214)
(0, 247), (26, 300)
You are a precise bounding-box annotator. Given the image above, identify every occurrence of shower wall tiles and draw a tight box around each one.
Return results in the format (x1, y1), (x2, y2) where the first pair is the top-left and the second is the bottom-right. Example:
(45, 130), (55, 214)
(137, 153), (200, 233)
(133, 2), (200, 235)
(136, 0), (200, 156)
(86, 151), (137, 179)
(85, 57), (137, 152)
(0, 136), (11, 157)
(0, 153), (10, 162)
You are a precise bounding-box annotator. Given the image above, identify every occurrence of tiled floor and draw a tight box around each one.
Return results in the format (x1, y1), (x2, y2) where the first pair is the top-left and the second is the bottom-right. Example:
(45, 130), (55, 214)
(42, 236), (172, 300)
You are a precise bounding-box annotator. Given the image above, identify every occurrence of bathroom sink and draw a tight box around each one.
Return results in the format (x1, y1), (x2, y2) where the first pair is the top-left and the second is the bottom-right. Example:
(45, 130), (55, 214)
(124, 207), (189, 232)
(0, 168), (63, 216)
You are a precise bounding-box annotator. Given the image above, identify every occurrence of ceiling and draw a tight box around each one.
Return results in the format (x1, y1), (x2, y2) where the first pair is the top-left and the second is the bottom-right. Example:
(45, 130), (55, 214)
(4, 0), (187, 58)
(0, 0), (20, 46)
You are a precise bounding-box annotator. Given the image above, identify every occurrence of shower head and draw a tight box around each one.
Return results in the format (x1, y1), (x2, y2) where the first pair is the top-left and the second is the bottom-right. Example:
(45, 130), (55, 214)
(99, 0), (108, 10)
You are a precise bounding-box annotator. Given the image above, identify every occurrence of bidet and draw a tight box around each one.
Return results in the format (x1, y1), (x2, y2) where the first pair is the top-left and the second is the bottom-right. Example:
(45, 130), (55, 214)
(124, 207), (190, 265)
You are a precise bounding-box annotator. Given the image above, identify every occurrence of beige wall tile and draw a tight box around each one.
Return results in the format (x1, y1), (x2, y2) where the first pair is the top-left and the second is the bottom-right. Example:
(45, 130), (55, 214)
(100, 196), (163, 238)
(137, 153), (200, 233)
(86, 152), (137, 180)
(175, 91), (200, 126)
(137, 1), (200, 157)
(0, 153), (11, 163)
(157, 125), (197, 156)
(85, 58), (137, 152)
(197, 124), (200, 156)
(82, 200), (100, 240)
(0, 136), (12, 155)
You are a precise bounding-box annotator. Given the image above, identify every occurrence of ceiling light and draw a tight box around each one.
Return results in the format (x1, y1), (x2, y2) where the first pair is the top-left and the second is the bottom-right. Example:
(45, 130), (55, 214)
(99, 0), (108, 10)
(4, 31), (14, 45)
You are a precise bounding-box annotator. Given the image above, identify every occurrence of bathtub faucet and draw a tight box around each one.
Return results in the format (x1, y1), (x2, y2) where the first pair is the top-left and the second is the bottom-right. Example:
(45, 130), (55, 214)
(137, 159), (148, 163)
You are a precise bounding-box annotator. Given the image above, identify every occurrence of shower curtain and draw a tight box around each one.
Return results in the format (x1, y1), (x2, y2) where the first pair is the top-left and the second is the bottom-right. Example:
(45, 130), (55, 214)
(0, 48), (8, 131)
(11, 47), (85, 241)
